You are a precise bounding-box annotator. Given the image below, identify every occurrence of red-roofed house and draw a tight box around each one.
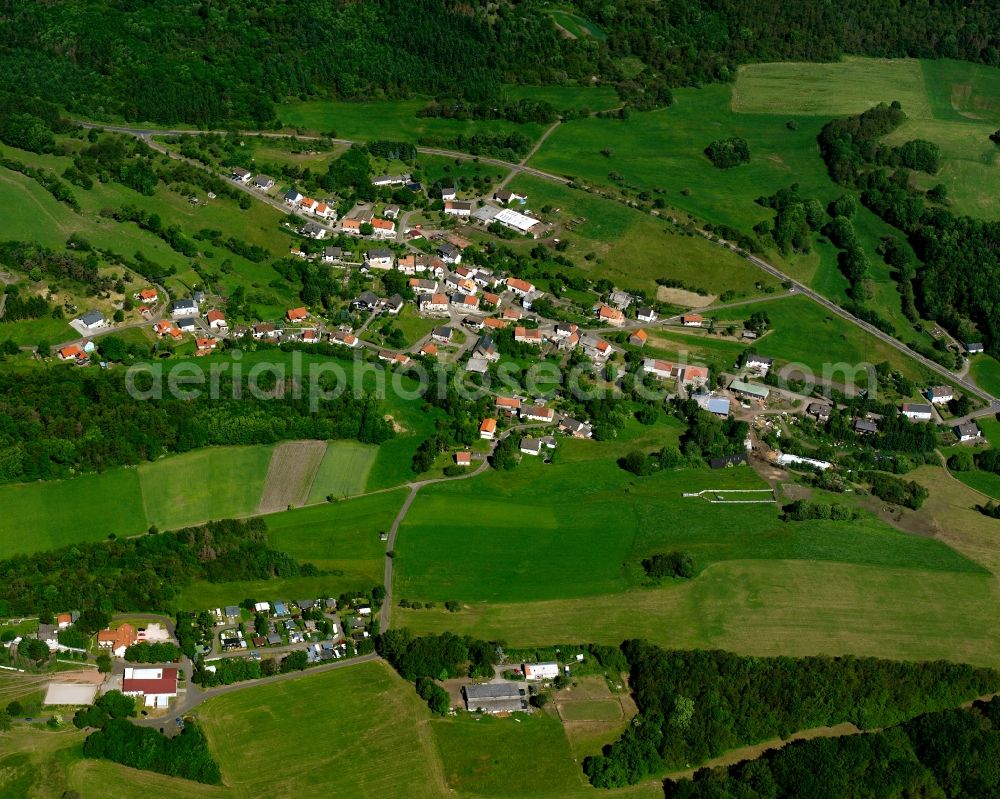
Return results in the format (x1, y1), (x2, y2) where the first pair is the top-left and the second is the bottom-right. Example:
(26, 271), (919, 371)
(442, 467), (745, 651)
(98, 623), (137, 658)
(480, 418), (497, 440)
(122, 666), (178, 708)
(482, 317), (508, 330)
(372, 218), (396, 239)
(682, 314), (704, 327)
(629, 329), (649, 347)
(514, 327), (543, 345)
(286, 307), (308, 323)
(596, 304), (625, 326)
(206, 309), (227, 331)
(642, 358), (676, 380)
(56, 613), (73, 629)
(138, 287), (158, 303)
(420, 342), (438, 357)
(455, 451), (472, 466)
(496, 396), (521, 413)
(681, 365), (710, 386)
(506, 278), (535, 296)
(58, 345), (83, 361)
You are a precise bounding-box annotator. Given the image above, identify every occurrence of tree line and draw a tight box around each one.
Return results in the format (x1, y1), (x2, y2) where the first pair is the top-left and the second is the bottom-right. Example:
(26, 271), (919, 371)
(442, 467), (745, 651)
(0, 518), (314, 618)
(583, 641), (1000, 787)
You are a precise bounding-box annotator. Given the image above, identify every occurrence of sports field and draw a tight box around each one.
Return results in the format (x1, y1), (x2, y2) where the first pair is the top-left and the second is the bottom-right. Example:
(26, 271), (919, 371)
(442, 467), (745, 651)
(305, 441), (379, 502)
(199, 660), (448, 799)
(393, 440), (980, 605)
(138, 445), (274, 531)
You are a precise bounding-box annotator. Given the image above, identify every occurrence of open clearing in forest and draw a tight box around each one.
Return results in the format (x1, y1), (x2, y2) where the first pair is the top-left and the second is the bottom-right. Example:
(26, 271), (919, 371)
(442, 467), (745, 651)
(257, 440), (328, 514)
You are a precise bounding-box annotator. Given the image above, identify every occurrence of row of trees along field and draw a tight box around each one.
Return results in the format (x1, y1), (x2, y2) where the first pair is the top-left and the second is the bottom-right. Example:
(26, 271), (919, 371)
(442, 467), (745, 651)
(0, 367), (393, 483)
(0, 1), (996, 127)
(817, 102), (1000, 353)
(0, 518), (315, 618)
(666, 696), (1000, 798)
(584, 641), (1000, 787)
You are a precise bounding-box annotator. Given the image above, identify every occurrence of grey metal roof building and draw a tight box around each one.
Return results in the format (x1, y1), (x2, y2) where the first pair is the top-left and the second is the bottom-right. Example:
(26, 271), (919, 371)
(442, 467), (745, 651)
(463, 683), (525, 714)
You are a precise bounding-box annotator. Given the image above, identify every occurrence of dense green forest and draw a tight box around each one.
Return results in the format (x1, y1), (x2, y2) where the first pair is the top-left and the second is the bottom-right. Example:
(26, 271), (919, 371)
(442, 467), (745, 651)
(584, 641), (1000, 787)
(0, 518), (312, 617)
(0, 0), (995, 126)
(665, 697), (1000, 798)
(0, 367), (393, 483)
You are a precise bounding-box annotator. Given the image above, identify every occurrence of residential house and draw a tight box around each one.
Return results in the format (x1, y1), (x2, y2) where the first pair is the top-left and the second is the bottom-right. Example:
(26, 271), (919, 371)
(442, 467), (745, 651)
(408, 278), (438, 295)
(252, 322), (280, 340)
(58, 345), (85, 362)
(520, 405), (555, 423)
(371, 218), (396, 239)
(382, 294), (404, 315)
(744, 354), (774, 374)
(479, 418), (497, 440)
(506, 278), (535, 297)
(609, 290), (633, 310)
(582, 336), (613, 362)
(206, 309), (227, 331)
(441, 187), (457, 201)
(558, 417), (593, 438)
(300, 197), (318, 215)
(495, 396), (521, 414)
(365, 248), (394, 270)
(463, 316), (484, 331)
(97, 624), (138, 658)
(300, 221), (326, 239)
(230, 166), (251, 183)
(444, 200), (473, 217)
(966, 342), (985, 354)
(901, 402), (933, 421)
(437, 242), (462, 264)
(314, 202), (334, 220)
(629, 330), (648, 347)
(431, 326), (453, 344)
(474, 335), (499, 362)
(176, 318), (197, 333)
(372, 174), (409, 187)
(642, 359), (676, 380)
(925, 386), (954, 405)
(523, 662), (560, 681)
(122, 667), (178, 708)
(322, 246), (343, 263)
(446, 276), (477, 296)
(729, 379), (770, 401)
(514, 326), (543, 346)
(681, 365), (709, 387)
(482, 291), (502, 308)
(420, 342), (438, 357)
(520, 436), (556, 456)
(383, 204), (400, 220)
(807, 402), (832, 422)
(378, 350), (412, 367)
(195, 337), (217, 354)
(138, 287), (158, 304)
(451, 294), (480, 311)
(352, 291), (380, 312)
(853, 418), (878, 435)
(955, 422), (983, 442)
(420, 293), (450, 315)
(283, 189), (303, 206)
(682, 313), (704, 327)
(252, 175), (274, 190)
(553, 323), (578, 339)
(77, 310), (107, 330)
(455, 452), (472, 467)
(482, 317), (508, 331)
(595, 304), (625, 327)
(636, 307), (656, 323)
(340, 218), (363, 236)
(171, 299), (199, 318)
(330, 331), (359, 348)
(492, 188), (526, 204)
(398, 254), (431, 275)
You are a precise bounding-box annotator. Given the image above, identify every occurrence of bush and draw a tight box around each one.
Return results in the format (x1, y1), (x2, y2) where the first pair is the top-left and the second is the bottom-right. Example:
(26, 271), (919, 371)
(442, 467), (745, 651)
(642, 552), (695, 580)
(704, 137), (750, 169)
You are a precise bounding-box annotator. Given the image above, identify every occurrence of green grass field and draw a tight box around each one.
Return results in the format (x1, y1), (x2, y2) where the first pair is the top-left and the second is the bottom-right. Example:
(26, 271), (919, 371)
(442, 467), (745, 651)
(305, 441), (379, 502)
(0, 468), (145, 557)
(199, 660), (447, 799)
(138, 445), (274, 531)
(969, 355), (1000, 397)
(265, 489), (405, 589)
(952, 469), (1000, 501)
(393, 437), (979, 605)
(432, 712), (594, 798)
(547, 8), (606, 39)
(506, 175), (777, 296)
(504, 84), (619, 111)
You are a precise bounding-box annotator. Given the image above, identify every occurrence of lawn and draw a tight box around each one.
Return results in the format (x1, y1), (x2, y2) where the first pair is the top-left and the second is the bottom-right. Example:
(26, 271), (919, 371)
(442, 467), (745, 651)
(506, 174), (777, 296)
(265, 489), (406, 589)
(198, 659), (448, 799)
(504, 83), (619, 111)
(952, 469), (1000, 501)
(0, 468), (145, 557)
(393, 440), (980, 605)
(305, 440), (379, 502)
(431, 712), (595, 799)
(0, 315), (76, 348)
(278, 98), (548, 144)
(969, 355), (1000, 397)
(138, 445), (274, 531)
(172, 573), (342, 612)
(921, 58), (1000, 124)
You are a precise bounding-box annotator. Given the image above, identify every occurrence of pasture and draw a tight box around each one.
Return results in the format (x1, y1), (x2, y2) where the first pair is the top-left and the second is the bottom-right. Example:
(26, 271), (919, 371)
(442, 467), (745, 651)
(393, 441), (979, 605)
(547, 8), (606, 40)
(265, 489), (406, 588)
(431, 712), (602, 799)
(305, 440), (379, 502)
(506, 175), (777, 297)
(257, 440), (327, 513)
(138, 445), (274, 531)
(504, 84), (619, 111)
(198, 659), (448, 799)
(968, 355), (1000, 397)
(0, 468), (145, 557)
